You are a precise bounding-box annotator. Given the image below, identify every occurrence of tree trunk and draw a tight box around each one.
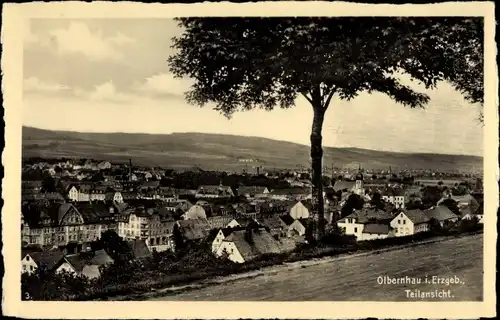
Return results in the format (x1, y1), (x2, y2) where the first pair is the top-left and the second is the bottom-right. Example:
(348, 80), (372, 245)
(310, 104), (326, 242)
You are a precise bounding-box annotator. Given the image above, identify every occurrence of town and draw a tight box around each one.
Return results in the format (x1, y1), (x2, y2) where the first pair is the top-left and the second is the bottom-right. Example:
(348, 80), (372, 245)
(21, 156), (484, 300)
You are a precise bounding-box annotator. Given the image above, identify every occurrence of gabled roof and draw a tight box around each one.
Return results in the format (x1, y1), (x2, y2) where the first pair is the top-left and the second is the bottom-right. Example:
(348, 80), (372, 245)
(339, 208), (393, 224)
(332, 180), (355, 192)
(224, 229), (282, 261)
(27, 250), (65, 271)
(402, 209), (430, 225)
(425, 205), (459, 222)
(64, 254), (87, 273)
(90, 249), (114, 265)
(231, 217), (258, 228)
(280, 214), (295, 226)
(207, 216), (234, 229)
(177, 219), (211, 240)
(259, 215), (284, 229)
(197, 185), (233, 195)
(362, 223), (390, 235)
(270, 187), (309, 196)
(238, 186), (268, 194)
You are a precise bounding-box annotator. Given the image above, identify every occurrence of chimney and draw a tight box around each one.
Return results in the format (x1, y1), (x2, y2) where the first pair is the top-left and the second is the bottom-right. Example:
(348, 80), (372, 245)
(129, 159), (132, 182)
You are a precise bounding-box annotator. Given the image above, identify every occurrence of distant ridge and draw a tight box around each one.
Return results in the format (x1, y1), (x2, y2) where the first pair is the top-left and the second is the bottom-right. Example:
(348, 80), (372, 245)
(22, 126), (483, 172)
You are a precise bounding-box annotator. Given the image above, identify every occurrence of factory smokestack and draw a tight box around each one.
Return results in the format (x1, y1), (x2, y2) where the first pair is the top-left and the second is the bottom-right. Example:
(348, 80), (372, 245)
(129, 158), (132, 181)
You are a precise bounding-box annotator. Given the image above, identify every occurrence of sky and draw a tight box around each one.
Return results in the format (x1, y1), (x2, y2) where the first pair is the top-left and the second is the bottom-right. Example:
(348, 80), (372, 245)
(23, 18), (484, 156)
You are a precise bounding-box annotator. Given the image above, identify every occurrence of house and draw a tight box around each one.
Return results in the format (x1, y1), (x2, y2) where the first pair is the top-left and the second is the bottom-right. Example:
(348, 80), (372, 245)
(227, 217), (259, 229)
(211, 227), (245, 253)
(22, 250), (65, 274)
(267, 188), (310, 201)
(259, 215), (286, 238)
(195, 184), (234, 198)
(22, 202), (115, 247)
(116, 207), (175, 251)
(460, 203), (484, 224)
(174, 219), (211, 243)
(280, 215), (306, 237)
(381, 188), (406, 209)
(390, 209), (430, 237)
(337, 208), (393, 241)
(56, 254), (87, 275)
(105, 191), (124, 203)
(183, 204), (208, 220)
(289, 201), (312, 220)
(215, 229), (283, 263)
(237, 186), (269, 198)
(425, 205), (459, 227)
(207, 215), (235, 230)
(437, 193), (480, 211)
(360, 224), (391, 240)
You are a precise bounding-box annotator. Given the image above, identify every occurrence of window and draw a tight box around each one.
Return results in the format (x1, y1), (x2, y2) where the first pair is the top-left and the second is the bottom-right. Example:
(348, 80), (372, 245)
(397, 220), (401, 224)
(30, 265), (34, 271)
(403, 220), (406, 225)
(354, 227), (358, 233)
(23, 265), (27, 271)
(26, 256), (30, 261)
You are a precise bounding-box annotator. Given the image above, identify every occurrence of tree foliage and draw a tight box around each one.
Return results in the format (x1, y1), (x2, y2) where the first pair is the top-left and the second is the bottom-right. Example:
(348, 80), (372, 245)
(169, 17), (483, 116)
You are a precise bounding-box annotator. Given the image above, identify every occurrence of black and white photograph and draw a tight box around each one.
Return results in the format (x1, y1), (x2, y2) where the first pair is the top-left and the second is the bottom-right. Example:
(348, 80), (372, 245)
(1, 1), (497, 319)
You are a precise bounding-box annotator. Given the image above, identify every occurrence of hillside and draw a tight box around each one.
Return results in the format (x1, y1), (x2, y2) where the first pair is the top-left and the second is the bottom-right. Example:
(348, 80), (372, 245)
(21, 126), (483, 172)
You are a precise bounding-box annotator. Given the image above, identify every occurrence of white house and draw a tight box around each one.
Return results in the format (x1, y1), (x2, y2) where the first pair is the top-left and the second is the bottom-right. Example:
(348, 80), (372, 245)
(382, 188), (406, 209)
(289, 201), (311, 220)
(211, 228), (239, 253)
(337, 208), (393, 241)
(390, 209), (430, 237)
(280, 215), (306, 237)
(215, 229), (282, 264)
(22, 250), (65, 275)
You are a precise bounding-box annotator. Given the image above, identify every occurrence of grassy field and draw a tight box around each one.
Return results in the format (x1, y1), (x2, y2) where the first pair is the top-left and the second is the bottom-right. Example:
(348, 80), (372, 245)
(150, 234), (483, 301)
(22, 126), (483, 172)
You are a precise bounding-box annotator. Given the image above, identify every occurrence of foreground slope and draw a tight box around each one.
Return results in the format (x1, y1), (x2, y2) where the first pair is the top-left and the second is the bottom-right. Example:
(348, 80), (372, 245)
(151, 234), (483, 301)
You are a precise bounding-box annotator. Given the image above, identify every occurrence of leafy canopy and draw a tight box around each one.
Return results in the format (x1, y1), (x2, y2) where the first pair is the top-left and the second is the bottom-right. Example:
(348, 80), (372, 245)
(168, 17), (483, 117)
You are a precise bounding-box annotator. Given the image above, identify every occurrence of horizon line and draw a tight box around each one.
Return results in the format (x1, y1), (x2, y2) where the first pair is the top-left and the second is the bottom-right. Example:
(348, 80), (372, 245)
(22, 125), (484, 159)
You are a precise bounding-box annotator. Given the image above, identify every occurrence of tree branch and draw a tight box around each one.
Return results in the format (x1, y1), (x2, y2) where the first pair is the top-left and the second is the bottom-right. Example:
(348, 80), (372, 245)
(322, 86), (336, 110)
(301, 92), (313, 104)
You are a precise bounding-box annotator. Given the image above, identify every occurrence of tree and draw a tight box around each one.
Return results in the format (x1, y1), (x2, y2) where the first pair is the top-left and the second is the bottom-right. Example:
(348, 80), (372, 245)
(41, 176), (57, 193)
(98, 230), (134, 264)
(340, 194), (365, 218)
(440, 198), (460, 216)
(370, 192), (385, 210)
(168, 17), (483, 240)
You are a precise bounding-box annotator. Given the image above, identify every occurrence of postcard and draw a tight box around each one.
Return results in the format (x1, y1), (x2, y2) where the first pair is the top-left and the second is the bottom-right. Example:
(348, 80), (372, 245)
(1, 1), (497, 319)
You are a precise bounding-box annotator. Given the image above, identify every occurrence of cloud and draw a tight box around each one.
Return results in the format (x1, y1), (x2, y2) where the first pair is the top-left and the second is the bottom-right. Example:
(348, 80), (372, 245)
(133, 73), (194, 98)
(25, 21), (136, 61)
(24, 77), (71, 94)
(73, 81), (134, 103)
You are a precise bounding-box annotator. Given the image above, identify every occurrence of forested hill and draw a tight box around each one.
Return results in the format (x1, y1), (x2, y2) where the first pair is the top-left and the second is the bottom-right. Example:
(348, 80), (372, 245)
(22, 126), (482, 172)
